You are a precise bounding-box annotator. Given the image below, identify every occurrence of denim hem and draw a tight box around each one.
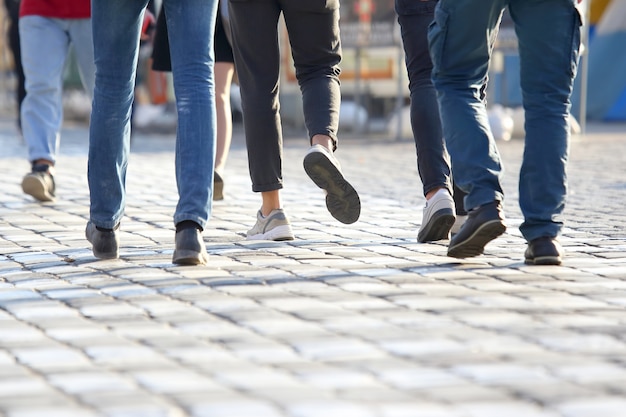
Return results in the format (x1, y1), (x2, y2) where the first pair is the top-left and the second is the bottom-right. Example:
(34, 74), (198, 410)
(174, 213), (208, 230)
(88, 218), (121, 230)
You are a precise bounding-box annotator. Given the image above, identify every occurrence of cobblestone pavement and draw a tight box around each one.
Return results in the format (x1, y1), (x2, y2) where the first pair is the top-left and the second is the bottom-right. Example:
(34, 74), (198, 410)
(1, 114), (626, 417)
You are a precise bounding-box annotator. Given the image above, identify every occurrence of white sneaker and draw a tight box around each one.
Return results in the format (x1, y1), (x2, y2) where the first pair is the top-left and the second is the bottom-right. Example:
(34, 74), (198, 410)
(450, 214), (468, 237)
(246, 209), (295, 241)
(418, 188), (456, 243)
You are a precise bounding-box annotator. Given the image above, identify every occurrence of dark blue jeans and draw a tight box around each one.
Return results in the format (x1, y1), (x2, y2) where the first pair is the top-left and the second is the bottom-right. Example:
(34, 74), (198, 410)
(429, 0), (581, 241)
(396, 0), (466, 214)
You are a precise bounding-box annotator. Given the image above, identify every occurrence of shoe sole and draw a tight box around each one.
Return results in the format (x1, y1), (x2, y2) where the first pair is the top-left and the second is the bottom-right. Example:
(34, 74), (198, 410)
(86, 238), (119, 259)
(418, 209), (455, 243)
(247, 225), (294, 241)
(92, 249), (119, 260)
(447, 220), (506, 258)
(22, 175), (55, 202)
(524, 255), (562, 266)
(213, 176), (224, 201)
(173, 249), (209, 265)
(303, 152), (360, 224)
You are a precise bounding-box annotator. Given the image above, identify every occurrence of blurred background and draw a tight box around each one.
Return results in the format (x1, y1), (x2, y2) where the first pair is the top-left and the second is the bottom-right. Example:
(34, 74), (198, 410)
(1, 0), (622, 140)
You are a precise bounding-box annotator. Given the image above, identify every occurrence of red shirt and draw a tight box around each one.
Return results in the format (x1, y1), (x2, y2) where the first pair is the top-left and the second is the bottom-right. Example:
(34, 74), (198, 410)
(20, 0), (90, 19)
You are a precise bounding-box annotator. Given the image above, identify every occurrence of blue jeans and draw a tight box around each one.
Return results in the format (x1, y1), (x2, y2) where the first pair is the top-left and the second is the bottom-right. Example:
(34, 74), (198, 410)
(428, 0), (581, 241)
(20, 16), (94, 164)
(88, 0), (218, 230)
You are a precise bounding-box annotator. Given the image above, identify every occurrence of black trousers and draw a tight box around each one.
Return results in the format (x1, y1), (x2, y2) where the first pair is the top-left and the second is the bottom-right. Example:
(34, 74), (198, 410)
(229, 0), (341, 192)
(152, 1), (233, 72)
(4, 0), (25, 128)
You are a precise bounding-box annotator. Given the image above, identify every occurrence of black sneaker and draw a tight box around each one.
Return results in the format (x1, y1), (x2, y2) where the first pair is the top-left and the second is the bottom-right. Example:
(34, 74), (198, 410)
(22, 164), (56, 202)
(173, 227), (209, 265)
(85, 222), (120, 259)
(525, 236), (563, 265)
(447, 201), (506, 259)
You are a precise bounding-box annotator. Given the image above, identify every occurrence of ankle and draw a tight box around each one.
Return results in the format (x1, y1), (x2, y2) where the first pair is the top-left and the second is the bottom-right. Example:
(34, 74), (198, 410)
(261, 190), (281, 217)
(95, 223), (119, 233)
(261, 206), (280, 217)
(33, 159), (54, 169)
(425, 187), (448, 201)
(176, 220), (202, 232)
(311, 134), (334, 152)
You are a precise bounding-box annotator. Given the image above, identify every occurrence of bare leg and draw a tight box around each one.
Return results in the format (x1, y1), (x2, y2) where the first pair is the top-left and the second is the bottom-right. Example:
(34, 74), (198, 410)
(311, 134), (333, 152)
(260, 190), (282, 216)
(214, 62), (235, 175)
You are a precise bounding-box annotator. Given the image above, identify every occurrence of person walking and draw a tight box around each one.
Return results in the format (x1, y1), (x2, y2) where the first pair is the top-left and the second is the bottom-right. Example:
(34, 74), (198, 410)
(85, 0), (218, 265)
(395, 0), (468, 243)
(228, 0), (361, 241)
(18, 0), (94, 202)
(151, 0), (234, 201)
(428, 0), (582, 264)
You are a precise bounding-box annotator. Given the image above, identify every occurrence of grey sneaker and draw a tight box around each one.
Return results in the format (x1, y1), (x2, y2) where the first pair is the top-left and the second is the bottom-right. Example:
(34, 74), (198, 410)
(303, 144), (361, 224)
(418, 188), (456, 242)
(85, 221), (120, 259)
(246, 209), (295, 241)
(22, 164), (56, 202)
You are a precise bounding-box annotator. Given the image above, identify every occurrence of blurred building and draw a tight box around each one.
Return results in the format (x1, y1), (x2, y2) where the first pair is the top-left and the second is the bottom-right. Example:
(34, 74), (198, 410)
(572, 0), (626, 121)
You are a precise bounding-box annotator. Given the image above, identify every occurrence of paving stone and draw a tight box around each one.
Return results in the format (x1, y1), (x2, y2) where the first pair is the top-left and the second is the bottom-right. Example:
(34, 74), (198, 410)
(189, 399), (283, 417)
(0, 376), (58, 398)
(290, 337), (386, 361)
(286, 401), (378, 417)
(377, 402), (466, 417)
(6, 408), (99, 417)
(47, 371), (137, 394)
(455, 401), (562, 417)
(555, 396), (626, 417)
(506, 381), (604, 404)
(83, 344), (176, 369)
(11, 346), (92, 372)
